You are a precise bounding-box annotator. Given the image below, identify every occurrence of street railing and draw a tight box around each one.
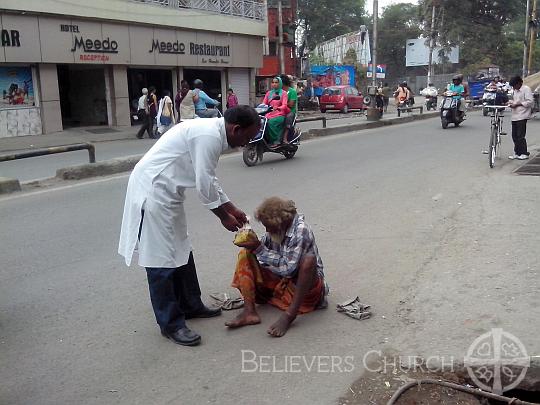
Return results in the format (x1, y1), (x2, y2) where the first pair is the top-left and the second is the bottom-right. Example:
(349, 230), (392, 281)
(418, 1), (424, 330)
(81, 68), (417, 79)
(0, 143), (96, 164)
(129, 0), (267, 20)
(296, 116), (327, 128)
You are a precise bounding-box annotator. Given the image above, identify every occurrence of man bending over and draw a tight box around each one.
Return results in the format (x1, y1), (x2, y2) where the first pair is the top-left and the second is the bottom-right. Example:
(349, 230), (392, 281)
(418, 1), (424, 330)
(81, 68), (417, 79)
(226, 197), (327, 337)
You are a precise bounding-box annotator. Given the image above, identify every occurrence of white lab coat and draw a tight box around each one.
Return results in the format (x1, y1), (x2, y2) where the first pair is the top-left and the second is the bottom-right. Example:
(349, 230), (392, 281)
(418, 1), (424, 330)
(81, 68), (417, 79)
(118, 118), (230, 268)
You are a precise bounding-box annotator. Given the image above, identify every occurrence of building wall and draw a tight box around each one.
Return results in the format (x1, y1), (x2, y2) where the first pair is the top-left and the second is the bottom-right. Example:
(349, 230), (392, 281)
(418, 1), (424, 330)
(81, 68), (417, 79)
(1, 0), (267, 37)
(258, 0), (297, 77)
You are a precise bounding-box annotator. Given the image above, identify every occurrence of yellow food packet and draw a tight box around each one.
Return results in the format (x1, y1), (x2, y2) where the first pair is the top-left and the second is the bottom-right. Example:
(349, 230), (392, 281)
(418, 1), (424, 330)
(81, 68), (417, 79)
(233, 229), (258, 246)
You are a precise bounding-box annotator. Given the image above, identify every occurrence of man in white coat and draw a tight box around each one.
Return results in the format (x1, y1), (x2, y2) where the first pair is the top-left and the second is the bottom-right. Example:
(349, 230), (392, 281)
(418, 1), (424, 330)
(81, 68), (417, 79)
(119, 105), (260, 346)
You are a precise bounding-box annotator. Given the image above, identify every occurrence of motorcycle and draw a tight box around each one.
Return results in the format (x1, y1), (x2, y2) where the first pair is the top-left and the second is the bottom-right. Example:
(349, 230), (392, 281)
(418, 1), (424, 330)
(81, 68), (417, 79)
(421, 88), (438, 111)
(242, 104), (301, 167)
(440, 91), (464, 129)
(425, 95), (438, 111)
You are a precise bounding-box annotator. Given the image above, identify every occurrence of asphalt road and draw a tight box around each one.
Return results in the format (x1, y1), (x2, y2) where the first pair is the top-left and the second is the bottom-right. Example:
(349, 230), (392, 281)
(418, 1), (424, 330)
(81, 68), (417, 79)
(0, 111), (391, 183)
(1, 112), (539, 405)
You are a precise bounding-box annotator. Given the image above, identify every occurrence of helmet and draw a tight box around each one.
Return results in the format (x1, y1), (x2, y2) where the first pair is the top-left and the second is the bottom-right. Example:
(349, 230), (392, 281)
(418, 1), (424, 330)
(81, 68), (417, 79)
(452, 75), (460, 81)
(193, 79), (203, 88)
(428, 83), (434, 87)
(400, 81), (407, 87)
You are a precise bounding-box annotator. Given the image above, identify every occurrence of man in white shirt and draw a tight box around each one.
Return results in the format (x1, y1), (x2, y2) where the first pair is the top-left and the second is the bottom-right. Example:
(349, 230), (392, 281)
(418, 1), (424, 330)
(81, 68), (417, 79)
(119, 105), (260, 346)
(136, 88), (150, 139)
(507, 76), (533, 160)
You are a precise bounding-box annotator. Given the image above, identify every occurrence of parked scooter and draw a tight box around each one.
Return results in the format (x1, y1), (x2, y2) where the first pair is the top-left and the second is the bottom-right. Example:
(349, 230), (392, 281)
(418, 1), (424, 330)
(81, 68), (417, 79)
(440, 90), (464, 129)
(242, 104), (301, 167)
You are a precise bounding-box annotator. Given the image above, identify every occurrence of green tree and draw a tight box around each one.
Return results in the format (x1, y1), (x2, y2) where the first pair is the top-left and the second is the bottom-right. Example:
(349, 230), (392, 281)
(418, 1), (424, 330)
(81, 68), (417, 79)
(298, 0), (367, 57)
(377, 3), (423, 80)
(417, 0), (526, 76)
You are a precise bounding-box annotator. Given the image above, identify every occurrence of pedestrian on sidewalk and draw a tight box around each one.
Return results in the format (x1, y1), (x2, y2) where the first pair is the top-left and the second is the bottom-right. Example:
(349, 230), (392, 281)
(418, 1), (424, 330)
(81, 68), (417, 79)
(226, 88), (239, 109)
(147, 87), (159, 139)
(508, 76), (533, 160)
(118, 106), (261, 347)
(157, 90), (176, 136)
(381, 83), (391, 112)
(177, 79), (198, 122)
(136, 88), (151, 139)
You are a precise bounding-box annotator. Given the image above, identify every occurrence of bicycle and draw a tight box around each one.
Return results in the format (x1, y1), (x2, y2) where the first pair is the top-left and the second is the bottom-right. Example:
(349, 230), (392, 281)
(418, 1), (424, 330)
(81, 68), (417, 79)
(484, 105), (508, 168)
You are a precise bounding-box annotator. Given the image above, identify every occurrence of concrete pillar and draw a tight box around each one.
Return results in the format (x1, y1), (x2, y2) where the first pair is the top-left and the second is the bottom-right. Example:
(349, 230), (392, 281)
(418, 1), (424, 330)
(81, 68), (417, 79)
(111, 65), (131, 127)
(249, 68), (256, 107)
(37, 64), (63, 134)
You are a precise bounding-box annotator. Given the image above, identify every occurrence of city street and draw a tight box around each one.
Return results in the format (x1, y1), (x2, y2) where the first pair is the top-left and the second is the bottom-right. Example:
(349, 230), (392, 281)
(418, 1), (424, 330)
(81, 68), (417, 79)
(1, 112), (539, 404)
(0, 111), (379, 183)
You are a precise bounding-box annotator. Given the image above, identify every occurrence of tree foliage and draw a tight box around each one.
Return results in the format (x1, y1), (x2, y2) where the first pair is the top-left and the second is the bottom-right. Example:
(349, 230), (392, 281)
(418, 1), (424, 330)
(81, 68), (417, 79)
(298, 0), (367, 56)
(417, 0), (526, 75)
(377, 3), (423, 79)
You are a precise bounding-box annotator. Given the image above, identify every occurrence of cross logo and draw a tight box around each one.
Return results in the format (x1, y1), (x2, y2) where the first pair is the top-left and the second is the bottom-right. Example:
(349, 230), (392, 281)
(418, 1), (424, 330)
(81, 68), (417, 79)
(464, 328), (530, 394)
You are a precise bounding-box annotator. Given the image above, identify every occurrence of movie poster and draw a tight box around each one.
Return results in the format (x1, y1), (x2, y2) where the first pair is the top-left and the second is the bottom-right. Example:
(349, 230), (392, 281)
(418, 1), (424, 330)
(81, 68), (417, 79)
(0, 67), (35, 108)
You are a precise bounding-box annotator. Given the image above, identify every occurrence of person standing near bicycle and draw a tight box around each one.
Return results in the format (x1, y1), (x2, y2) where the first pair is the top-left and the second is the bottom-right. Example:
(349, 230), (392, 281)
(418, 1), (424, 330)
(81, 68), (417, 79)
(507, 76), (533, 160)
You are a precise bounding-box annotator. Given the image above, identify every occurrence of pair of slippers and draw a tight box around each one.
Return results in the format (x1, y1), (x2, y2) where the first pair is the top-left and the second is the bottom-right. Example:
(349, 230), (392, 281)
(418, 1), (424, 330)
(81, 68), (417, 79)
(210, 292), (244, 310)
(336, 296), (372, 320)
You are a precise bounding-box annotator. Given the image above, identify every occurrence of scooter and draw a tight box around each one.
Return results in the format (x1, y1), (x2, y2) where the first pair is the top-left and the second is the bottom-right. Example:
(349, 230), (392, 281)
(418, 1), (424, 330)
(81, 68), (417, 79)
(242, 104), (301, 167)
(425, 95), (438, 111)
(440, 91), (464, 129)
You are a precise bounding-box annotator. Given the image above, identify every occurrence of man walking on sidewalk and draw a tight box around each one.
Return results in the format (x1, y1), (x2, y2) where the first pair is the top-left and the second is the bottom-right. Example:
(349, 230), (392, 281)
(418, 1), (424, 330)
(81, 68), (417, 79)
(508, 76), (533, 160)
(136, 88), (151, 139)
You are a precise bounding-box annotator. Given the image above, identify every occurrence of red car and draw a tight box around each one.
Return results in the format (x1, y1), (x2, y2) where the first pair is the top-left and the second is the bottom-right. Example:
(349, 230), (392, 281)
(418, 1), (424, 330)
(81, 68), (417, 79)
(319, 85), (365, 113)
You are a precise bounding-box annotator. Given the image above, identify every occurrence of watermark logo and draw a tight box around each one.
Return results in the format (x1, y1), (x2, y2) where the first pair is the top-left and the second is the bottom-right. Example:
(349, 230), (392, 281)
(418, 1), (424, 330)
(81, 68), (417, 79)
(464, 328), (530, 394)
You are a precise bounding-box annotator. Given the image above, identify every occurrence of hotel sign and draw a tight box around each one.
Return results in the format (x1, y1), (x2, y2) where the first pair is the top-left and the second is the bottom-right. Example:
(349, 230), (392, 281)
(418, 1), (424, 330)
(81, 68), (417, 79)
(0, 13), (262, 68)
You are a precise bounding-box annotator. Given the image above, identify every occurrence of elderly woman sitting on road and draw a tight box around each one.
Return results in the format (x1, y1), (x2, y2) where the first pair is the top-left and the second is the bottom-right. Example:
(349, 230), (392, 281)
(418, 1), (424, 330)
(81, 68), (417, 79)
(226, 197), (328, 337)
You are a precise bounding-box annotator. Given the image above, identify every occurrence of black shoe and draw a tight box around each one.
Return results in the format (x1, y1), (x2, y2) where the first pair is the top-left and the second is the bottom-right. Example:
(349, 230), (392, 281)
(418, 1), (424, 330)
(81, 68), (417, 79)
(161, 327), (201, 346)
(185, 306), (222, 320)
(136, 133), (143, 139)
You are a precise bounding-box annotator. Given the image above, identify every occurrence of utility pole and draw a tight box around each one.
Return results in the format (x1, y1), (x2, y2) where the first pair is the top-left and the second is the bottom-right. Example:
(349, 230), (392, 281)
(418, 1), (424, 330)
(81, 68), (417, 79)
(371, 0), (378, 87)
(366, 0), (380, 121)
(277, 0), (286, 74)
(427, 1), (437, 85)
(528, 0), (538, 76)
(523, 0), (531, 77)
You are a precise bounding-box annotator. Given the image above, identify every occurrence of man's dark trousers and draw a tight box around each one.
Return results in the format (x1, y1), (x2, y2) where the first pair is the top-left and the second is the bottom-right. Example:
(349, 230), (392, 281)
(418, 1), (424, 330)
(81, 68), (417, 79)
(145, 253), (205, 333)
(511, 119), (529, 156)
(136, 112), (152, 139)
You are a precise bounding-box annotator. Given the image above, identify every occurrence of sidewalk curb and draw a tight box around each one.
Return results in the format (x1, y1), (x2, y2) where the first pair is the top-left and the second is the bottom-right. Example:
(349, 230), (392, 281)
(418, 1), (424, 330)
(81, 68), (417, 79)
(303, 111), (439, 139)
(3, 113), (439, 194)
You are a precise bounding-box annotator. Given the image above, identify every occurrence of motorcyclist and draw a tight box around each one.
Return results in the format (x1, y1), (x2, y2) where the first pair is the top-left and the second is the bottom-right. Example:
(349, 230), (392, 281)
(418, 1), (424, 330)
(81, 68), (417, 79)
(420, 83), (438, 110)
(446, 75), (465, 117)
(193, 79), (220, 118)
(394, 81), (410, 107)
(420, 83), (438, 97)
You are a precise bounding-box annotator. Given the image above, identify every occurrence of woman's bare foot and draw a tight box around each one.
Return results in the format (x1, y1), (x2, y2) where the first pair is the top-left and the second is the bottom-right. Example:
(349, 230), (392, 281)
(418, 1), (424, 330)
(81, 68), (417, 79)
(225, 309), (261, 328)
(267, 313), (296, 337)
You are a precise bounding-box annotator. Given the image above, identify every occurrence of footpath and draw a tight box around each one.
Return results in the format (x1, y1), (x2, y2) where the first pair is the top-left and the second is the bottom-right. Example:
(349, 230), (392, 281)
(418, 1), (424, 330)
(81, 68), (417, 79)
(0, 108), (438, 194)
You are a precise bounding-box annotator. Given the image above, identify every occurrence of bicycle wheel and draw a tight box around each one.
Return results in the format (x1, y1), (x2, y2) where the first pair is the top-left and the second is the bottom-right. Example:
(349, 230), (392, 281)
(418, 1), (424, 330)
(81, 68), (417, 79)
(489, 126), (497, 168)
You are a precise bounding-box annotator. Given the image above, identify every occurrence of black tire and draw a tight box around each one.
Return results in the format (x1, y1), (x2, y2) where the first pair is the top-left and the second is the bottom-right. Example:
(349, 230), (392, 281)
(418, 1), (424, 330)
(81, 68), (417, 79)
(341, 104), (349, 114)
(242, 145), (259, 167)
(441, 117), (448, 129)
(455, 121), (460, 127)
(283, 149), (296, 159)
(320, 108), (326, 113)
(483, 107), (488, 117)
(489, 126), (497, 168)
